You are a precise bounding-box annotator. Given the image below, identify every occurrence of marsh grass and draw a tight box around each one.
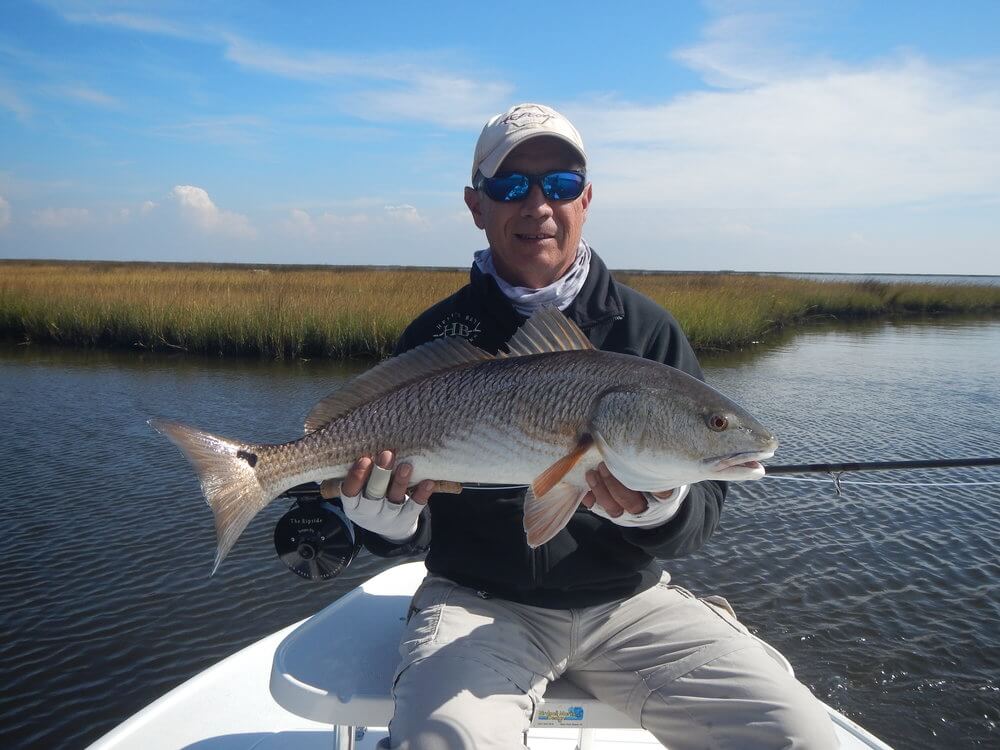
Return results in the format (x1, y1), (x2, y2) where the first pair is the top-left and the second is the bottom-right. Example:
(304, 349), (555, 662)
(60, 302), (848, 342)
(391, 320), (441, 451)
(2, 261), (998, 359)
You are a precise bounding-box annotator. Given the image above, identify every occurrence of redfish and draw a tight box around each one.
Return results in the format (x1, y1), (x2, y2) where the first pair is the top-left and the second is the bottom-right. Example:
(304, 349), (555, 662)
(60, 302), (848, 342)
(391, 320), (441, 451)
(151, 308), (777, 572)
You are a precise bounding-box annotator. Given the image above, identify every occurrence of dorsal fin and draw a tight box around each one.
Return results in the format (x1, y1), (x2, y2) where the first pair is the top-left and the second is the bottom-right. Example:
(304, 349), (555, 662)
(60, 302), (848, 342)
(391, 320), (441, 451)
(303, 307), (594, 433)
(304, 335), (492, 432)
(500, 306), (594, 357)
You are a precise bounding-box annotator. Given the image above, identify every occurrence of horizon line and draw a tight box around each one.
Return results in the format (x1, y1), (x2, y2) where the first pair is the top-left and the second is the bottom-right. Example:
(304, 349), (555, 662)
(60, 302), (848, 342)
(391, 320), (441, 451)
(1, 258), (996, 279)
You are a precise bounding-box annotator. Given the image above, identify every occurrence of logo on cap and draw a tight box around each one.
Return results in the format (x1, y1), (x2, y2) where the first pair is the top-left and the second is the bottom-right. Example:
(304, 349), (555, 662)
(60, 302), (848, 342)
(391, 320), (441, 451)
(500, 105), (552, 129)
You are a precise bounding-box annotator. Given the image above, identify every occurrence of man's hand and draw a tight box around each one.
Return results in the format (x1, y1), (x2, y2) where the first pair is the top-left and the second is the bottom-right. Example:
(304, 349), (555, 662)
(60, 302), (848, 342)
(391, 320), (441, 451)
(582, 462), (685, 529)
(582, 463), (675, 516)
(341, 450), (436, 505)
(337, 450), (435, 542)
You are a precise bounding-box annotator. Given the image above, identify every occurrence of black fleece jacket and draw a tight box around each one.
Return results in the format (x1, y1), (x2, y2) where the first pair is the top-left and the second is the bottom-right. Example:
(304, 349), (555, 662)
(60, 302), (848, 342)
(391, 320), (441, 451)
(359, 250), (728, 608)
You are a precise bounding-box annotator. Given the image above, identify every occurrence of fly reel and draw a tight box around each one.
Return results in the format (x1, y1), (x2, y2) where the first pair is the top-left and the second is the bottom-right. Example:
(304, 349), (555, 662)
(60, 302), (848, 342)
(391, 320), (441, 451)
(274, 489), (360, 581)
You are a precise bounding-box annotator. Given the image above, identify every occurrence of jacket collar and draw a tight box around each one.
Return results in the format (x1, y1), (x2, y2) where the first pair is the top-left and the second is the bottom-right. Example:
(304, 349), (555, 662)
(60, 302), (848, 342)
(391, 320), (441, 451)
(469, 247), (623, 330)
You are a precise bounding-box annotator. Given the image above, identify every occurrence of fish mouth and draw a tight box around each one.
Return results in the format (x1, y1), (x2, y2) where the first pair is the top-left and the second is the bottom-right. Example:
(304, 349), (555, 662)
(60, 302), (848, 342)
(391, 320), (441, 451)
(705, 449), (777, 480)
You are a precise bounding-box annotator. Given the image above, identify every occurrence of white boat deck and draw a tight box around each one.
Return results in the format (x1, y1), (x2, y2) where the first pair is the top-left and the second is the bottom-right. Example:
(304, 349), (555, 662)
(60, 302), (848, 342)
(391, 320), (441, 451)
(89, 562), (892, 749)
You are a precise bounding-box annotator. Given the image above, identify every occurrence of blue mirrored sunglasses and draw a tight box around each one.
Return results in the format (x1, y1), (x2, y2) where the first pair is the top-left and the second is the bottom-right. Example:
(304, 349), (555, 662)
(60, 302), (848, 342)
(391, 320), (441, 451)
(476, 170), (587, 202)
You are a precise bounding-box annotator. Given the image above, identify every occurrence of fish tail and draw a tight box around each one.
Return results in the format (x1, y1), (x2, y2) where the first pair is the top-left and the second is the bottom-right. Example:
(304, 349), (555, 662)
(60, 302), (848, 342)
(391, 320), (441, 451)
(149, 418), (269, 575)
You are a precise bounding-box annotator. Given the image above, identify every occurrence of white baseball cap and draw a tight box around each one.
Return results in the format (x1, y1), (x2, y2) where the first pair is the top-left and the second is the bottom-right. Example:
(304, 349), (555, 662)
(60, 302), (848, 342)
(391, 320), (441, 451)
(471, 103), (587, 182)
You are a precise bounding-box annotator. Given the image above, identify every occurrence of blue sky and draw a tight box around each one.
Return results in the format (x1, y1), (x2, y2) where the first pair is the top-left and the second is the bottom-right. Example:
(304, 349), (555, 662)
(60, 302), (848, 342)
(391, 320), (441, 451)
(1, 1), (998, 273)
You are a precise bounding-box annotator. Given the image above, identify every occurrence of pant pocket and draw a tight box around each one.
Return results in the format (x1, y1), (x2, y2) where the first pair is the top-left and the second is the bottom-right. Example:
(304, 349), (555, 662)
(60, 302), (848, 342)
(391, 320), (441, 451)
(399, 576), (457, 655)
(656, 581), (752, 637)
(699, 594), (751, 635)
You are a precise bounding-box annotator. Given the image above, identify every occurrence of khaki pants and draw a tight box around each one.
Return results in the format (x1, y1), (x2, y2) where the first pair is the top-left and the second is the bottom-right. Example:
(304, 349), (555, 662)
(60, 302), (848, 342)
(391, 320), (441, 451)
(388, 574), (838, 750)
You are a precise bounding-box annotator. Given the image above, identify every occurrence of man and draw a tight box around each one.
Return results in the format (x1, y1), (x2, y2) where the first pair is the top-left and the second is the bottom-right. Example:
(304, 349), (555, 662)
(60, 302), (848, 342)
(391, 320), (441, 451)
(338, 103), (837, 749)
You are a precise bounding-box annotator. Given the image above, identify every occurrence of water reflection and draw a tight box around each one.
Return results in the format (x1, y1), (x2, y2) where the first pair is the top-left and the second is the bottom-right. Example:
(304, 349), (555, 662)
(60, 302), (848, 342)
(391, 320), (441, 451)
(699, 313), (1000, 369)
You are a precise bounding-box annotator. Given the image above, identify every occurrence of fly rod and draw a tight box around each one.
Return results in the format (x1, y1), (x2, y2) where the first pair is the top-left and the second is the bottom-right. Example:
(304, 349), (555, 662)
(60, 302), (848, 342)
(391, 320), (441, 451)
(765, 456), (1000, 474)
(764, 456), (1000, 494)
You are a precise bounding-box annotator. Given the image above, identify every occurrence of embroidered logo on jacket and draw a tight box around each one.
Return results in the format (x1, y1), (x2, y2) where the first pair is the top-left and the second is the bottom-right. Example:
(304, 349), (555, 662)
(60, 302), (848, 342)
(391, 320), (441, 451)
(433, 312), (482, 343)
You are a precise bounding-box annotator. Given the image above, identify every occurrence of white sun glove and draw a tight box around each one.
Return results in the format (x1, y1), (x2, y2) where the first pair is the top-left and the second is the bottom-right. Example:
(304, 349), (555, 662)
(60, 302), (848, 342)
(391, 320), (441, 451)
(339, 463), (423, 543)
(589, 485), (690, 528)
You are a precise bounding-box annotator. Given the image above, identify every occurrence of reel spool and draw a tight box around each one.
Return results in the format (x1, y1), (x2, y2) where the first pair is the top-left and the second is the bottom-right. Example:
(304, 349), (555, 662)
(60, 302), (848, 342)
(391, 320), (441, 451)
(274, 498), (360, 581)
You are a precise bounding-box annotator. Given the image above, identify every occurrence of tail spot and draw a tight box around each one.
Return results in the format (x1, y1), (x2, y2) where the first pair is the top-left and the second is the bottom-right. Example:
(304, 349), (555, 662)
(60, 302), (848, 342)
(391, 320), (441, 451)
(237, 449), (258, 468)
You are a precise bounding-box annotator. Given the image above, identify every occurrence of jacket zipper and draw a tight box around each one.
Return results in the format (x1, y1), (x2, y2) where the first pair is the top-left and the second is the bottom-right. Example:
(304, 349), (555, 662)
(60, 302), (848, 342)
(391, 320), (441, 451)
(530, 543), (550, 585)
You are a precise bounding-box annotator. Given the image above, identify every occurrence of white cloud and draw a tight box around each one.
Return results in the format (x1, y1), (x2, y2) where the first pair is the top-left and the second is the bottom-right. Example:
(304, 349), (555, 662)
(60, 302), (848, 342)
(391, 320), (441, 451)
(53, 84), (120, 108)
(38, 10), (512, 130)
(0, 197), (10, 229)
(153, 115), (270, 145)
(31, 207), (92, 228)
(223, 36), (511, 129)
(351, 74), (513, 129)
(571, 58), (1000, 215)
(283, 207), (372, 236)
(44, 2), (210, 42)
(0, 79), (32, 121)
(556, 4), (1000, 272)
(0, 171), (76, 200)
(76, 12), (195, 37)
(171, 185), (256, 238)
(107, 200), (158, 225)
(673, 3), (827, 89)
(282, 203), (429, 242)
(222, 35), (380, 80)
(282, 208), (317, 240)
(321, 212), (370, 227)
(383, 204), (427, 225)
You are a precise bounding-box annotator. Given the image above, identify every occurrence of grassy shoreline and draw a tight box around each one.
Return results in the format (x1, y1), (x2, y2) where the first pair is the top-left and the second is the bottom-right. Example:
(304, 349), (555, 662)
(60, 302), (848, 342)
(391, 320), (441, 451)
(2, 260), (998, 359)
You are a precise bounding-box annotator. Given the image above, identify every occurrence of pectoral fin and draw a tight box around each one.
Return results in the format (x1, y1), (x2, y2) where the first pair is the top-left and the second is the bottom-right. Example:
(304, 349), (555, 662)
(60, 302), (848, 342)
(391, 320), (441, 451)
(533, 434), (594, 498)
(523, 482), (588, 548)
(522, 435), (595, 547)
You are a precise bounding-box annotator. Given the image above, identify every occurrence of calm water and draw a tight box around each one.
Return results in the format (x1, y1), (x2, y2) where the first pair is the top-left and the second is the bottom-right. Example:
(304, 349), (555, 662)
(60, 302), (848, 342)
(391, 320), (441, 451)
(770, 273), (1000, 286)
(1, 319), (998, 748)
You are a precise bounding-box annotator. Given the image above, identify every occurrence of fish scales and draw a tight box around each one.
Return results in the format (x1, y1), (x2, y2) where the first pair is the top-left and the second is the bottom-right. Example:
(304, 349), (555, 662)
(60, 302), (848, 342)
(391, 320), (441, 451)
(257, 350), (630, 493)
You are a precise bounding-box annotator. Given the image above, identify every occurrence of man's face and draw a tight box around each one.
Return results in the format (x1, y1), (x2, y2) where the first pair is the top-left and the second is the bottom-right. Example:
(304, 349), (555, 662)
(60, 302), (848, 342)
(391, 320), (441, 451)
(465, 136), (592, 289)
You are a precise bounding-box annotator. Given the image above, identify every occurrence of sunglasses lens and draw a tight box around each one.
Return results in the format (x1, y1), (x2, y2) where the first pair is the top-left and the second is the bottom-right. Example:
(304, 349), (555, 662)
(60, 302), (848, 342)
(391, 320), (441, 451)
(484, 174), (529, 202)
(542, 172), (585, 200)
(481, 171), (585, 202)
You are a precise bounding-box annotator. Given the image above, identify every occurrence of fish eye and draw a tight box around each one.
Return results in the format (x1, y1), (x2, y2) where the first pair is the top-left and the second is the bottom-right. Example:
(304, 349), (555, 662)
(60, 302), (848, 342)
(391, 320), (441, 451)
(708, 414), (729, 432)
